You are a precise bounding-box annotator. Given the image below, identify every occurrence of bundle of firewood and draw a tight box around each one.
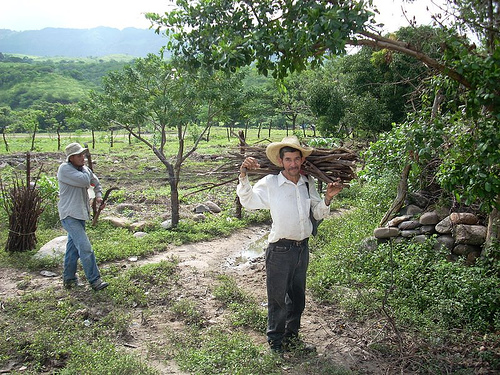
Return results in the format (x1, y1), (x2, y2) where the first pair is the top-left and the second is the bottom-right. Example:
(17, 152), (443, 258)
(222, 144), (358, 184)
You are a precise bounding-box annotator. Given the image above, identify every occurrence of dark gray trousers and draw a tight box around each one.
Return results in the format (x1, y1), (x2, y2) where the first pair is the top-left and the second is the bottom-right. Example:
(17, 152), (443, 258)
(265, 239), (309, 347)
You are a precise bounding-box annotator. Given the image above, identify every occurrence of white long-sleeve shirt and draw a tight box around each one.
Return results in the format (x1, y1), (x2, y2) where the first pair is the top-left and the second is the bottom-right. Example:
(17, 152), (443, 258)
(237, 172), (330, 243)
(57, 162), (102, 221)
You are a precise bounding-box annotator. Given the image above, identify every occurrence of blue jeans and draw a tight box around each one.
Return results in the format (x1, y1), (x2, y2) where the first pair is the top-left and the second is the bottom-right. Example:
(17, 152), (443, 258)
(61, 217), (101, 285)
(265, 239), (309, 347)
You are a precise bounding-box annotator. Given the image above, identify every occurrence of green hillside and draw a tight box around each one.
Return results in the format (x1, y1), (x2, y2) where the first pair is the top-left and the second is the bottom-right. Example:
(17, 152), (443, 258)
(0, 54), (133, 109)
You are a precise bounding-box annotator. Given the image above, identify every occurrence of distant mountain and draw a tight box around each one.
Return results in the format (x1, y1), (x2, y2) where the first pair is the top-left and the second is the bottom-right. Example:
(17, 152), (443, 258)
(0, 27), (168, 57)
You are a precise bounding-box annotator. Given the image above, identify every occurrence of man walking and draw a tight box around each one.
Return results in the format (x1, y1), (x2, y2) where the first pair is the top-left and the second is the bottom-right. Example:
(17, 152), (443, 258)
(237, 136), (343, 353)
(57, 142), (108, 291)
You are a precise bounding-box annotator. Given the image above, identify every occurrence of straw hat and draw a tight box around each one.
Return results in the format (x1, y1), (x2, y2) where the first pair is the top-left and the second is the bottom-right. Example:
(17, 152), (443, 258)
(65, 142), (87, 162)
(266, 136), (314, 166)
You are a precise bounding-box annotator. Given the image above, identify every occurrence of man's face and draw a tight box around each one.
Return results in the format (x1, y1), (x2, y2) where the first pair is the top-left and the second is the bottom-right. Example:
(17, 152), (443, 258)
(278, 150), (304, 180)
(69, 152), (86, 167)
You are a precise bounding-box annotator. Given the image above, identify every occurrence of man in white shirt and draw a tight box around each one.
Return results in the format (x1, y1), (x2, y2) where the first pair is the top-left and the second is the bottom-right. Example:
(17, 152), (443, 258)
(237, 136), (343, 353)
(57, 142), (108, 291)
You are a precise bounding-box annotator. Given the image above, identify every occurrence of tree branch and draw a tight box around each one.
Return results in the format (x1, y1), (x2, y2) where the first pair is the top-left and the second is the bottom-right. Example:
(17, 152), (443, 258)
(350, 31), (472, 89)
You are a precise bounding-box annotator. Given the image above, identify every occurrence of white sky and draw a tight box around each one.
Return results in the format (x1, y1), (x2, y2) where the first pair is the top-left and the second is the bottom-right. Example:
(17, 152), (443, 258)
(0, 0), (443, 32)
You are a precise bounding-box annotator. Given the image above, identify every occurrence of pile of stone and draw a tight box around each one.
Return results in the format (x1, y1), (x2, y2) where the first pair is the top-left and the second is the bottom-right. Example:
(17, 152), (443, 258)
(373, 204), (487, 265)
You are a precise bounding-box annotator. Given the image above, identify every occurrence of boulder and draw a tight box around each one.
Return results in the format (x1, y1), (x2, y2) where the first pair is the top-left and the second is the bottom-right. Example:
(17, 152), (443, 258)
(194, 204), (211, 213)
(34, 235), (67, 260)
(450, 212), (479, 225)
(373, 227), (399, 239)
(102, 216), (130, 228)
(434, 235), (454, 251)
(412, 235), (429, 244)
(130, 221), (148, 231)
(398, 220), (421, 230)
(204, 201), (222, 213)
(435, 216), (453, 234)
(419, 211), (440, 225)
(193, 213), (207, 222)
(419, 225), (436, 235)
(401, 230), (419, 238)
(161, 219), (173, 229)
(454, 224), (487, 245)
(388, 215), (412, 227)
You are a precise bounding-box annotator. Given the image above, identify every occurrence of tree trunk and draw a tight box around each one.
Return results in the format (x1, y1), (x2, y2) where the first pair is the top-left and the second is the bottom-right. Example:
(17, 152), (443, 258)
(2, 129), (9, 152)
(379, 164), (411, 227)
(484, 196), (500, 256)
(30, 124), (37, 151)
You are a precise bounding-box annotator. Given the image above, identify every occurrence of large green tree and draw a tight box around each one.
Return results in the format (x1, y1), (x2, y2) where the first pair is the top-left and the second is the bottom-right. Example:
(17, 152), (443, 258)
(83, 54), (244, 226)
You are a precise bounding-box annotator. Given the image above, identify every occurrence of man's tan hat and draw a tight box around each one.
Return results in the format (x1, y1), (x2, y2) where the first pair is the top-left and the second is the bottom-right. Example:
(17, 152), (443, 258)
(266, 136), (314, 166)
(65, 142), (87, 162)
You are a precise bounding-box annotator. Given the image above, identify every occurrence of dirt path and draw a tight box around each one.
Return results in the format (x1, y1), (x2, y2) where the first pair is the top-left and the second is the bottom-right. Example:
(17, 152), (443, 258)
(0, 225), (395, 374)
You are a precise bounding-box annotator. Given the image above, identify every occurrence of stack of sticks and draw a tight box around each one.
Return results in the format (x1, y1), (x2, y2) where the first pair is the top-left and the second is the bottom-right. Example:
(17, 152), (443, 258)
(223, 144), (358, 185)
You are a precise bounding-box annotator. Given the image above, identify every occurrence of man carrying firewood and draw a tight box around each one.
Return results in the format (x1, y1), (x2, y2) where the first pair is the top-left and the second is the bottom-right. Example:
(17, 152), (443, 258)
(236, 135), (343, 354)
(57, 142), (108, 291)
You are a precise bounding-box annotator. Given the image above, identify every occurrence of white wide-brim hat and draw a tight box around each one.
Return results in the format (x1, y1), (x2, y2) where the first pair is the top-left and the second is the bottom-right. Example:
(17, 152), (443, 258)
(65, 142), (87, 162)
(266, 136), (314, 166)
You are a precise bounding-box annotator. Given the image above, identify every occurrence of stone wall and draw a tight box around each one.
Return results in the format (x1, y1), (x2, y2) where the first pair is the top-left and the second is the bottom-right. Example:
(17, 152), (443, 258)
(373, 204), (487, 265)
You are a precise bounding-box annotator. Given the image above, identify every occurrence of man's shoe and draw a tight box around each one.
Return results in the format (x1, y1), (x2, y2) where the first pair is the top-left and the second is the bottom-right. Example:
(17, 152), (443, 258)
(63, 279), (82, 289)
(91, 278), (109, 291)
(283, 336), (316, 353)
(269, 340), (284, 354)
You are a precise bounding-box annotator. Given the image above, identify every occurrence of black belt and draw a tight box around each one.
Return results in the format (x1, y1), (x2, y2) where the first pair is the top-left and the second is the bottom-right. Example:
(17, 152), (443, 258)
(274, 238), (308, 247)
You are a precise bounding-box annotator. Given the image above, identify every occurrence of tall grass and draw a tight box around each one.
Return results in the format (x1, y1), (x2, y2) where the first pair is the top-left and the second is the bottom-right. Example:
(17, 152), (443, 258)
(310, 172), (500, 336)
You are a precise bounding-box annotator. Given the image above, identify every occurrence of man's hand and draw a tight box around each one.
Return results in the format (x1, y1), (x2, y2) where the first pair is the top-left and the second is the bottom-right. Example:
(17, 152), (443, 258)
(240, 157), (260, 177)
(325, 181), (344, 205)
(96, 197), (105, 209)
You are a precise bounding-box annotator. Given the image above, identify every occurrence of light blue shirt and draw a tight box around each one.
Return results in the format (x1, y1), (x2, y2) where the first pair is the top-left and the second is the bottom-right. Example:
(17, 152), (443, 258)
(57, 162), (102, 221)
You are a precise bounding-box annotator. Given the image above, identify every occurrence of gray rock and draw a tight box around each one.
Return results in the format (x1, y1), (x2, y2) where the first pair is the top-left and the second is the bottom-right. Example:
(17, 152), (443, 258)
(161, 219), (173, 229)
(398, 220), (421, 230)
(193, 213), (206, 222)
(434, 235), (455, 251)
(450, 212), (479, 225)
(33, 235), (67, 260)
(373, 227), (399, 238)
(103, 216), (130, 228)
(412, 235), (429, 243)
(387, 215), (412, 227)
(419, 225), (436, 235)
(401, 230), (419, 238)
(40, 270), (58, 277)
(204, 201), (222, 213)
(133, 232), (148, 238)
(435, 216), (453, 234)
(419, 212), (440, 225)
(455, 224), (487, 245)
(130, 221), (148, 231)
(194, 204), (211, 213)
